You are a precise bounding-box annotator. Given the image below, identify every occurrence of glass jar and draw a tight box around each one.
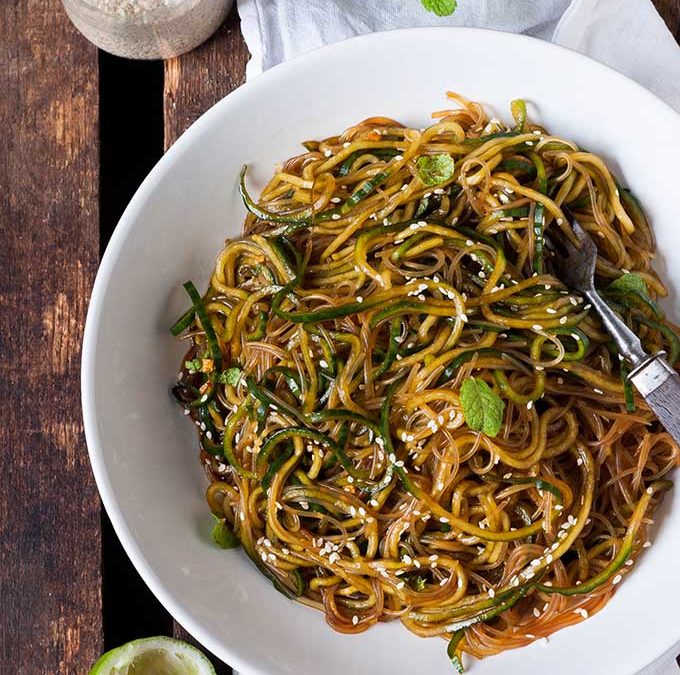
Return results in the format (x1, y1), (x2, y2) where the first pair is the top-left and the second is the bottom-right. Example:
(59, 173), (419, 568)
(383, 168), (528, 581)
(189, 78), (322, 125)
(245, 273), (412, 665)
(61, 0), (234, 60)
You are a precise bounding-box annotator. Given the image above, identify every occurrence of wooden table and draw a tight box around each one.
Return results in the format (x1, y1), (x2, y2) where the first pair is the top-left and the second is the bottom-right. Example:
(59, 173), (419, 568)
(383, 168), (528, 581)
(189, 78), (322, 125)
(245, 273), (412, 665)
(1, 2), (679, 672)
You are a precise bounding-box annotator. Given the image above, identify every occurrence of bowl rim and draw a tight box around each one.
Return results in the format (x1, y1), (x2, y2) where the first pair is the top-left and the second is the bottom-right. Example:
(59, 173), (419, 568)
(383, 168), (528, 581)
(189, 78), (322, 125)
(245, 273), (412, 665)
(81, 25), (680, 675)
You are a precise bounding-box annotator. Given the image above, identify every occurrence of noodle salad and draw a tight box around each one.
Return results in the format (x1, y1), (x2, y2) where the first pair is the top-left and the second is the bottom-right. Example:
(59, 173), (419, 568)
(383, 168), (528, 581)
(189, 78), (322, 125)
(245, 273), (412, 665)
(171, 93), (679, 671)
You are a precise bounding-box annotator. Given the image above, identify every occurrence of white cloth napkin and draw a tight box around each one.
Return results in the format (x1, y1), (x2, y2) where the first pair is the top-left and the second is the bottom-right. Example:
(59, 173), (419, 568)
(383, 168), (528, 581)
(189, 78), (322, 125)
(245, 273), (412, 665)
(236, 0), (680, 112)
(232, 1), (680, 673)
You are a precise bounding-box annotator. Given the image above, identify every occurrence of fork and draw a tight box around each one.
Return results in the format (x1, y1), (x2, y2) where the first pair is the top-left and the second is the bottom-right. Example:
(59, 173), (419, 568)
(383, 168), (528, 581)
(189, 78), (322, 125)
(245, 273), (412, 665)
(547, 219), (680, 442)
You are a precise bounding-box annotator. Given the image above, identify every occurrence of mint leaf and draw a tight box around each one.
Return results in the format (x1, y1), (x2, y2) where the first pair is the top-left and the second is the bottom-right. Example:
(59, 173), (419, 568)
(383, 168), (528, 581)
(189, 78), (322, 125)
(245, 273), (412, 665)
(421, 0), (458, 16)
(211, 516), (240, 549)
(416, 153), (455, 187)
(604, 271), (661, 318)
(184, 358), (201, 373)
(219, 366), (242, 386)
(460, 377), (505, 437)
(608, 272), (648, 295)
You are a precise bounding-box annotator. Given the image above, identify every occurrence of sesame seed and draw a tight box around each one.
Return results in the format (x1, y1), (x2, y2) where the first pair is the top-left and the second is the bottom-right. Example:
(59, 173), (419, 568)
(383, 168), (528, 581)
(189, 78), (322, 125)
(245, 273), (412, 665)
(612, 574), (622, 585)
(559, 317), (568, 324)
(488, 588), (496, 598)
(343, 142), (351, 148)
(330, 197), (341, 203)
(331, 214), (341, 221)
(532, 324), (542, 331)
(356, 296), (363, 303)
(646, 487), (653, 495)
(643, 541), (652, 548)
(323, 149), (332, 157)
(396, 581), (405, 589)
(533, 607), (541, 617)
(352, 615), (359, 625)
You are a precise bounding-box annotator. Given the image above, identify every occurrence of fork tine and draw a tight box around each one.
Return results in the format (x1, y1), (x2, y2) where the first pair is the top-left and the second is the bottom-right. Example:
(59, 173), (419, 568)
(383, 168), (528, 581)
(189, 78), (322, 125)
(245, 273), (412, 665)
(571, 218), (598, 254)
(571, 220), (588, 240)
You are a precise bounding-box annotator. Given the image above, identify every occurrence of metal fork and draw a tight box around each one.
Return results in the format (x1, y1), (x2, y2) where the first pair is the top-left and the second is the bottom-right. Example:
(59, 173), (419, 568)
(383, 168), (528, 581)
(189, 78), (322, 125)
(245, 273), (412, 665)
(547, 219), (680, 442)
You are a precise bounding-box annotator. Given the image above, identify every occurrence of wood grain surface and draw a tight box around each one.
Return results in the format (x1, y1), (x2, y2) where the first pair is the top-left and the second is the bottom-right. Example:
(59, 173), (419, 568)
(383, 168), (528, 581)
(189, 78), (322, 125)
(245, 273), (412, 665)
(0, 0), (678, 673)
(0, 1), (101, 674)
(164, 7), (249, 150)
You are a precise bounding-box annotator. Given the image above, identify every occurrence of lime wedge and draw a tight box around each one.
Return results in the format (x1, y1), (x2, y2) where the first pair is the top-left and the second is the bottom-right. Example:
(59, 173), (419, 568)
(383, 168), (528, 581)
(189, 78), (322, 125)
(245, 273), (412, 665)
(89, 636), (217, 675)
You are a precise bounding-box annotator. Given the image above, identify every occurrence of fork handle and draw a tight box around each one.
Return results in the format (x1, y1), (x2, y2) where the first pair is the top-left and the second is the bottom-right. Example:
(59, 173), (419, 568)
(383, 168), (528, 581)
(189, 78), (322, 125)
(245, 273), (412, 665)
(628, 353), (680, 444)
(585, 288), (680, 443)
(584, 289), (647, 364)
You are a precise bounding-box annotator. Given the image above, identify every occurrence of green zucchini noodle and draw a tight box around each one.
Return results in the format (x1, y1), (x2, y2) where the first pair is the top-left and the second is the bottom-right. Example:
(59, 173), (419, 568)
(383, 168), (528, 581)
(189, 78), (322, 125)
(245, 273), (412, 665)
(171, 92), (680, 670)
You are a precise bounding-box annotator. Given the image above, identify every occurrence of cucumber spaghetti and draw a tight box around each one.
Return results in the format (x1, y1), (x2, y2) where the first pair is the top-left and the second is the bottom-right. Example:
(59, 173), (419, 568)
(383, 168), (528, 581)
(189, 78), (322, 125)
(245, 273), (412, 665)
(171, 93), (679, 671)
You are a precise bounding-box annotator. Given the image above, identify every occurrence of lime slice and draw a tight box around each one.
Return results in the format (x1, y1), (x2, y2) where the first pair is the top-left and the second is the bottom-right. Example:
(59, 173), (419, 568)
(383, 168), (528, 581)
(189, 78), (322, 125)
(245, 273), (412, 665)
(89, 636), (217, 675)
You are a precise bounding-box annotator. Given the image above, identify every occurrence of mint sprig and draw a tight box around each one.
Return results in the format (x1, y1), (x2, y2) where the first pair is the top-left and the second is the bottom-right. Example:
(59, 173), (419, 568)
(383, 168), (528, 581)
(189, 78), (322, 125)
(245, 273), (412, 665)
(218, 366), (242, 386)
(608, 272), (648, 295)
(421, 0), (458, 16)
(211, 515), (240, 549)
(460, 377), (505, 437)
(415, 153), (455, 187)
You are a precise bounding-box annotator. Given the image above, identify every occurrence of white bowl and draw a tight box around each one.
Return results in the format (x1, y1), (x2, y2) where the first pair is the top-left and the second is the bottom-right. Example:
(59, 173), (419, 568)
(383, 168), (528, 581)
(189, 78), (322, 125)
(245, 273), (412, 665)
(82, 27), (680, 675)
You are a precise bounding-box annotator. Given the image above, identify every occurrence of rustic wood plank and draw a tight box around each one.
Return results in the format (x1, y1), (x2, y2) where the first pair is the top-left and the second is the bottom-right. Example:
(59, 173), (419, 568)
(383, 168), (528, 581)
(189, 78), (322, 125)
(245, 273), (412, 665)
(164, 5), (249, 150)
(0, 1), (101, 673)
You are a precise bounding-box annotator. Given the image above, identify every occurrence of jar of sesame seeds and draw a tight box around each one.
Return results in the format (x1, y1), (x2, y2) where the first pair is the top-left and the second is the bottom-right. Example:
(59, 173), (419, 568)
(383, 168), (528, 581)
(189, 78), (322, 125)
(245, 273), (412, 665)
(61, 0), (233, 60)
